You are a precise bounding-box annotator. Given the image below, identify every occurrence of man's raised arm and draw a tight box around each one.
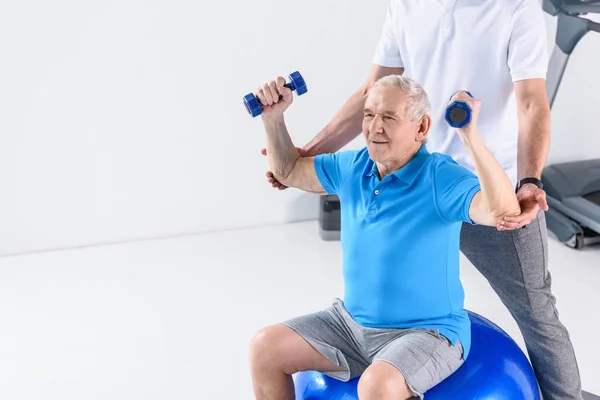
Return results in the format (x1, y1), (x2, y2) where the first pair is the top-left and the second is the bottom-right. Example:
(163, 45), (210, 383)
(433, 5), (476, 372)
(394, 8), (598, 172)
(256, 77), (326, 194)
(453, 92), (522, 226)
(263, 65), (403, 190)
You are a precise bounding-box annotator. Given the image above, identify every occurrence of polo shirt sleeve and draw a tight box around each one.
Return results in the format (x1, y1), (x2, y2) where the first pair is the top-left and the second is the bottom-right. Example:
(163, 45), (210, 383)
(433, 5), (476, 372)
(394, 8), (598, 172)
(507, 0), (548, 82)
(314, 150), (359, 195)
(433, 156), (481, 224)
(373, 1), (404, 68)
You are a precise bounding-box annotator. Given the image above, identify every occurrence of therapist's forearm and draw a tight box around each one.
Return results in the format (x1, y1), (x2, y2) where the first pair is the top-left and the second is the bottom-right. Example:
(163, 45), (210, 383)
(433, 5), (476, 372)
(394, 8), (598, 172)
(461, 132), (521, 217)
(302, 89), (367, 156)
(517, 101), (551, 181)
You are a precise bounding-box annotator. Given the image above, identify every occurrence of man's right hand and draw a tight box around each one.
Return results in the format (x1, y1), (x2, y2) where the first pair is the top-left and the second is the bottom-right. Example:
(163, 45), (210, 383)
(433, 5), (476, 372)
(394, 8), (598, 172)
(261, 147), (309, 190)
(255, 76), (293, 120)
(449, 91), (481, 137)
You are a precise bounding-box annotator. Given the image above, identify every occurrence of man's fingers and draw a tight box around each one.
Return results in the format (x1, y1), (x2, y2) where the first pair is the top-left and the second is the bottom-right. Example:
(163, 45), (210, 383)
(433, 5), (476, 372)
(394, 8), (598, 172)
(279, 86), (293, 102)
(268, 80), (279, 103)
(261, 83), (274, 105)
(256, 86), (268, 106)
(276, 76), (286, 89)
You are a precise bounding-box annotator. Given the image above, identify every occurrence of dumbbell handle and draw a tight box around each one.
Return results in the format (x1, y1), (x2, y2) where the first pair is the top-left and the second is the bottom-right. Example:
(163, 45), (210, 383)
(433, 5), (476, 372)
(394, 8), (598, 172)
(253, 82), (296, 107)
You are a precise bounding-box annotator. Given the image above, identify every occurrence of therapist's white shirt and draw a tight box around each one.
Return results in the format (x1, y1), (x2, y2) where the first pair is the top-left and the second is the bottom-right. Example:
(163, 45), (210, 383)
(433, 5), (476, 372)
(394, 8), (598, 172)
(373, 0), (548, 185)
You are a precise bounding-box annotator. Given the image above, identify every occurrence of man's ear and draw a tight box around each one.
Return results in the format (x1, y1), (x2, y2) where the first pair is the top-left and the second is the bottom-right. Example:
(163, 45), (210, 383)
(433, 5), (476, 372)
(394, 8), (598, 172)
(415, 115), (431, 142)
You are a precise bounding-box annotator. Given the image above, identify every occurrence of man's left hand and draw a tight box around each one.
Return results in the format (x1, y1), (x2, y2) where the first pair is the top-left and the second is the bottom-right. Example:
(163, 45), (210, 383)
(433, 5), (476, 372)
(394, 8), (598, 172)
(497, 184), (549, 230)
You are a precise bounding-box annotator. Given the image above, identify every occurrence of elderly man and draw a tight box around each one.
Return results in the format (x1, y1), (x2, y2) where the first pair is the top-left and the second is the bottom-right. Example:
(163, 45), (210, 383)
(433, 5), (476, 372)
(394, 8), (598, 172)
(263, 1), (584, 398)
(249, 75), (520, 400)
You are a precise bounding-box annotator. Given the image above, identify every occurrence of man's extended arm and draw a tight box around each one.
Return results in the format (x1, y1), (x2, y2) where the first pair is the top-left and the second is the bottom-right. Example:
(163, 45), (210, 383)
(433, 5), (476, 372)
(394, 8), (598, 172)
(449, 93), (521, 226)
(465, 132), (522, 226)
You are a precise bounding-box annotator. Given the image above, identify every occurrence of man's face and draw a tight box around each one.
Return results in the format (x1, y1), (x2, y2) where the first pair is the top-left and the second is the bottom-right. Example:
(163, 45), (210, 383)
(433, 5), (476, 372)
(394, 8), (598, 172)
(362, 85), (426, 164)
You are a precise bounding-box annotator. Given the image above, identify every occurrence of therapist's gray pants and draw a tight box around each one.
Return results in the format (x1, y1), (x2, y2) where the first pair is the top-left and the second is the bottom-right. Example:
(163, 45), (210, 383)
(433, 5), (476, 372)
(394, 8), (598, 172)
(460, 210), (582, 400)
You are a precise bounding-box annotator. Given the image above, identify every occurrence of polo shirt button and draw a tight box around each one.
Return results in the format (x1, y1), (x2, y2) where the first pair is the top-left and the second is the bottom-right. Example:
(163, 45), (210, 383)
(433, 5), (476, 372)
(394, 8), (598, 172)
(374, 190), (380, 195)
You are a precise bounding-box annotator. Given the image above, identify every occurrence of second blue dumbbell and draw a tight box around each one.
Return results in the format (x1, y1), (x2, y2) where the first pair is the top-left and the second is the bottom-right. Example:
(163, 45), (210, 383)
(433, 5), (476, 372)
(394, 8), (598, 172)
(243, 71), (308, 118)
(445, 91), (473, 128)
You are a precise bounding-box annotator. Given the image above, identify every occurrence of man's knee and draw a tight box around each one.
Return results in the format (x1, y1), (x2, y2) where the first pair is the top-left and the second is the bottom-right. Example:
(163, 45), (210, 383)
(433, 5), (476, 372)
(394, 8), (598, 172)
(249, 325), (288, 372)
(357, 361), (413, 400)
(250, 324), (314, 375)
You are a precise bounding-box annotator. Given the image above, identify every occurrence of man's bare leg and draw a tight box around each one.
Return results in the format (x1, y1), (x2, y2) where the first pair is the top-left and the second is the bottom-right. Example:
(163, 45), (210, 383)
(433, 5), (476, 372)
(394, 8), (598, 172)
(249, 324), (345, 400)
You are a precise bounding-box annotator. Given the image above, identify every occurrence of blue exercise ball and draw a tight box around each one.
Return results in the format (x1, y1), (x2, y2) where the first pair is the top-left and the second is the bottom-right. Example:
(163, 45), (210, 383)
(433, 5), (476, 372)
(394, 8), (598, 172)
(294, 311), (539, 399)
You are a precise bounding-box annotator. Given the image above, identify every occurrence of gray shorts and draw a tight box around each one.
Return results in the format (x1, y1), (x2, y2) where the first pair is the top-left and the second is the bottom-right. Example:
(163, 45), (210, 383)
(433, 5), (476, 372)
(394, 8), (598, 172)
(283, 299), (464, 399)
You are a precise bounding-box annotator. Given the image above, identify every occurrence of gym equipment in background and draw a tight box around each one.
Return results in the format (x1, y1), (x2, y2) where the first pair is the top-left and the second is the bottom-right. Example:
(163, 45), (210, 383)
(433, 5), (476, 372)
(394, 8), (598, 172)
(295, 311), (541, 400)
(543, 161), (600, 249)
(541, 0), (600, 249)
(243, 71), (307, 117)
(319, 195), (341, 241)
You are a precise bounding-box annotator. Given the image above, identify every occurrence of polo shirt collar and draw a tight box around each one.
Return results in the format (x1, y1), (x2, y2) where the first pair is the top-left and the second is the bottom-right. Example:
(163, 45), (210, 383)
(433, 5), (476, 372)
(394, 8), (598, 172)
(366, 145), (430, 184)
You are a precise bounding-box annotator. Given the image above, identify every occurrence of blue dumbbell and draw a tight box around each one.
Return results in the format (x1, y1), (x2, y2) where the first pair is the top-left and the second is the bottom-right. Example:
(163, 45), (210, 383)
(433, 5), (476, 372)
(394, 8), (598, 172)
(243, 71), (308, 117)
(445, 91), (473, 128)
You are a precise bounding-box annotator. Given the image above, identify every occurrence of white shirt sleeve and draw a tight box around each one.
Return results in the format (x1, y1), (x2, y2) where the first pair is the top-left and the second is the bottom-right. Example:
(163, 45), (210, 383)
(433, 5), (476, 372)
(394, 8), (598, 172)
(507, 0), (549, 82)
(372, 1), (404, 68)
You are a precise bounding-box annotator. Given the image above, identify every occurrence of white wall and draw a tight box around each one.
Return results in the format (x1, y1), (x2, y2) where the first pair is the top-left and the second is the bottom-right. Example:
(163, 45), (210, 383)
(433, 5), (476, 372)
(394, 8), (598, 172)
(1, 2), (599, 256)
(0, 0), (380, 256)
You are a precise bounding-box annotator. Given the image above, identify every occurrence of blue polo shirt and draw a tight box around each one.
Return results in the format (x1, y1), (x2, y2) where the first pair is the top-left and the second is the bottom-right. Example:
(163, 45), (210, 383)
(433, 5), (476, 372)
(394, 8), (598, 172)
(314, 145), (481, 358)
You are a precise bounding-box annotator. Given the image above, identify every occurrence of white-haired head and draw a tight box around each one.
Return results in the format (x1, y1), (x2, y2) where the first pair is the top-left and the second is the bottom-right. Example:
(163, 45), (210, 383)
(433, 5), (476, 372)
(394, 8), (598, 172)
(372, 75), (431, 122)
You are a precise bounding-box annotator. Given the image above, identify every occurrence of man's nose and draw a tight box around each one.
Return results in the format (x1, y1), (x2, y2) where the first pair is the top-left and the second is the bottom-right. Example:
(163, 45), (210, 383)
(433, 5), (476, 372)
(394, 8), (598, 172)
(370, 115), (384, 133)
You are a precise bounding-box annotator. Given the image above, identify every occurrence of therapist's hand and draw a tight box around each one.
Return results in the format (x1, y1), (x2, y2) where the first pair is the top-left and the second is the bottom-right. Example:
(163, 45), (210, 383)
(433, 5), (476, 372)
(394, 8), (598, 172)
(497, 184), (549, 230)
(261, 147), (308, 190)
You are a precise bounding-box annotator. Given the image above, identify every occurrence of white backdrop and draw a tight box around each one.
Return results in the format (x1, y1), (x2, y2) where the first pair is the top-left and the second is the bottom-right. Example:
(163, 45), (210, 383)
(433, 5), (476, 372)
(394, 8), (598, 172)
(0, 1), (599, 256)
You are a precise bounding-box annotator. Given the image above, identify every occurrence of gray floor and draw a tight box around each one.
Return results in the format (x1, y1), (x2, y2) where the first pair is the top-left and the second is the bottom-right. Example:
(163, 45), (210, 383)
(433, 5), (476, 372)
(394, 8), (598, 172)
(0, 220), (598, 399)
